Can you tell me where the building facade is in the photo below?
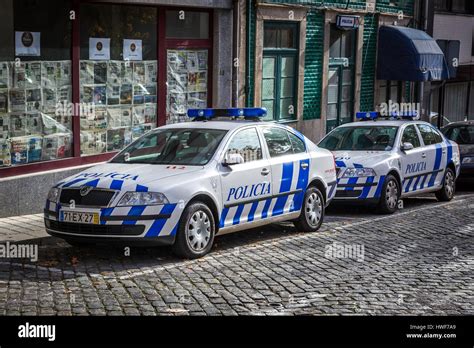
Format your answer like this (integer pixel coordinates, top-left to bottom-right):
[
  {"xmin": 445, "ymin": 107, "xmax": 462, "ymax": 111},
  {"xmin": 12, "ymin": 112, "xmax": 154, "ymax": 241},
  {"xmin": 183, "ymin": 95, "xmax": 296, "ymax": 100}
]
[
  {"xmin": 430, "ymin": 0, "xmax": 474, "ymax": 123},
  {"xmin": 0, "ymin": 0, "xmax": 234, "ymax": 217},
  {"xmin": 240, "ymin": 0, "xmax": 416, "ymax": 140}
]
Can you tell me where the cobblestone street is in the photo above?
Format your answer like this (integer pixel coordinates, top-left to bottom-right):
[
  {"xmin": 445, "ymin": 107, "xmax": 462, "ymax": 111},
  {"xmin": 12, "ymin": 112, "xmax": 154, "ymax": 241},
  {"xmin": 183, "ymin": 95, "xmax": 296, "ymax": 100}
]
[{"xmin": 0, "ymin": 191, "xmax": 473, "ymax": 316}]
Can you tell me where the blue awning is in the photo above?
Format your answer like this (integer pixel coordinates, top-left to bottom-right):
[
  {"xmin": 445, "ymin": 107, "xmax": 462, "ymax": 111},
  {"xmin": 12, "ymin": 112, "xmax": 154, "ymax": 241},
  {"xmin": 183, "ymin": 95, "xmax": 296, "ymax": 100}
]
[{"xmin": 377, "ymin": 25, "xmax": 449, "ymax": 81}]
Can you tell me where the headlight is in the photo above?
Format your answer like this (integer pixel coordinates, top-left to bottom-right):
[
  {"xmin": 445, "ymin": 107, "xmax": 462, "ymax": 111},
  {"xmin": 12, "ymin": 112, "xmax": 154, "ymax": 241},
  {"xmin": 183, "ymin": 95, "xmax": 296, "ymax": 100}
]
[
  {"xmin": 47, "ymin": 188, "xmax": 60, "ymax": 203},
  {"xmin": 117, "ymin": 192, "xmax": 169, "ymax": 206},
  {"xmin": 342, "ymin": 167, "xmax": 376, "ymax": 178}
]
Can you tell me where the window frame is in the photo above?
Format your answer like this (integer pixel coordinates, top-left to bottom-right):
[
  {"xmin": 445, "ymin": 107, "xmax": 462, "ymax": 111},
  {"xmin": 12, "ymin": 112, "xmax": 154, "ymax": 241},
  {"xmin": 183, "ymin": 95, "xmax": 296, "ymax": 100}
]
[
  {"xmin": 261, "ymin": 21, "xmax": 299, "ymax": 122},
  {"xmin": 223, "ymin": 127, "xmax": 264, "ymax": 165},
  {"xmin": 416, "ymin": 123, "xmax": 444, "ymax": 146},
  {"xmin": 400, "ymin": 124, "xmax": 422, "ymax": 149}
]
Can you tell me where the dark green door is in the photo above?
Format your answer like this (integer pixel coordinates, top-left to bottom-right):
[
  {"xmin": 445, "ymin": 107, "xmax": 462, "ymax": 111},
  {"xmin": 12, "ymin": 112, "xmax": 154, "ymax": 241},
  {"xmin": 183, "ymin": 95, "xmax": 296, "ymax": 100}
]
[{"xmin": 327, "ymin": 62, "xmax": 354, "ymax": 132}]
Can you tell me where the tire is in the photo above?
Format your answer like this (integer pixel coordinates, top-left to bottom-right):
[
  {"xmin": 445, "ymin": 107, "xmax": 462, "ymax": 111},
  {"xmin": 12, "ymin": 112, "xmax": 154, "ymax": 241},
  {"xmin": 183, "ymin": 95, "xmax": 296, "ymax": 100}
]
[
  {"xmin": 377, "ymin": 174, "xmax": 400, "ymax": 214},
  {"xmin": 293, "ymin": 186, "xmax": 325, "ymax": 232},
  {"xmin": 172, "ymin": 202, "xmax": 215, "ymax": 259},
  {"xmin": 435, "ymin": 167, "xmax": 456, "ymax": 202}
]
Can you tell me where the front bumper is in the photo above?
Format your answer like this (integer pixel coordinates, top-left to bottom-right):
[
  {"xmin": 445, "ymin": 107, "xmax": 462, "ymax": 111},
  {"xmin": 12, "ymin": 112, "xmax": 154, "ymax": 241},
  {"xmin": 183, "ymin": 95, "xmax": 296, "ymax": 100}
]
[
  {"xmin": 44, "ymin": 201, "xmax": 183, "ymax": 240},
  {"xmin": 333, "ymin": 176, "xmax": 383, "ymax": 201}
]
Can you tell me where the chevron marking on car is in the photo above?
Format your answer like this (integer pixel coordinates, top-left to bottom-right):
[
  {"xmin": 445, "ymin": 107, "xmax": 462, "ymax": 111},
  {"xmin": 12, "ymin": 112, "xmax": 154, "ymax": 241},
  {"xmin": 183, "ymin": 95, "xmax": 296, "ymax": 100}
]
[
  {"xmin": 428, "ymin": 144, "xmax": 443, "ymax": 188},
  {"xmin": 272, "ymin": 162, "xmax": 294, "ymax": 217},
  {"xmin": 291, "ymin": 158, "xmax": 311, "ymax": 212}
]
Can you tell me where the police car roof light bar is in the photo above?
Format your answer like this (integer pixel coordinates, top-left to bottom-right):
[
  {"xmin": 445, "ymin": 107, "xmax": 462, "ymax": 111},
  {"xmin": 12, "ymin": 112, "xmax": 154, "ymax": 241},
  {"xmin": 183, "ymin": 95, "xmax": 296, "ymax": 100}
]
[
  {"xmin": 356, "ymin": 111, "xmax": 419, "ymax": 121},
  {"xmin": 187, "ymin": 108, "xmax": 267, "ymax": 120}
]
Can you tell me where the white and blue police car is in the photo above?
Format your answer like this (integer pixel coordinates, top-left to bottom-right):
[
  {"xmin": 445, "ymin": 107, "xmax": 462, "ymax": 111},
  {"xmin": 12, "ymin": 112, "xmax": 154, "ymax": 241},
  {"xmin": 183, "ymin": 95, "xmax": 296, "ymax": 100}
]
[
  {"xmin": 318, "ymin": 112, "xmax": 461, "ymax": 214},
  {"xmin": 44, "ymin": 108, "xmax": 337, "ymax": 258}
]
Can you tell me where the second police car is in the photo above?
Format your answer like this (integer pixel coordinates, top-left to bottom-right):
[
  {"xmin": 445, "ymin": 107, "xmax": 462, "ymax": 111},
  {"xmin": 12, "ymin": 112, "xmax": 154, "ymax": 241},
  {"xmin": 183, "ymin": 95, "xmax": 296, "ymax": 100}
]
[
  {"xmin": 44, "ymin": 108, "xmax": 337, "ymax": 258},
  {"xmin": 318, "ymin": 112, "xmax": 461, "ymax": 214}
]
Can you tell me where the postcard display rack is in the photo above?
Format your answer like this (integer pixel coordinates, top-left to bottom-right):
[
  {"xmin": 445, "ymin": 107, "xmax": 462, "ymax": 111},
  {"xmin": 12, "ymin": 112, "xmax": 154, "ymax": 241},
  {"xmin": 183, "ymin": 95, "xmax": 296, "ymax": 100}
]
[
  {"xmin": 80, "ymin": 60, "xmax": 158, "ymax": 155},
  {"xmin": 0, "ymin": 61, "xmax": 73, "ymax": 167},
  {"xmin": 167, "ymin": 50, "xmax": 208, "ymax": 124}
]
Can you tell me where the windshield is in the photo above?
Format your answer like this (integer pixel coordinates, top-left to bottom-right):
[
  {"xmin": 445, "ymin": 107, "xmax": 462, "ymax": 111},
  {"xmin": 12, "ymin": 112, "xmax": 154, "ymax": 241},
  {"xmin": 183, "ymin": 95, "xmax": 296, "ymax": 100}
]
[
  {"xmin": 443, "ymin": 125, "xmax": 474, "ymax": 145},
  {"xmin": 111, "ymin": 128, "xmax": 227, "ymax": 165},
  {"xmin": 319, "ymin": 126, "xmax": 399, "ymax": 151}
]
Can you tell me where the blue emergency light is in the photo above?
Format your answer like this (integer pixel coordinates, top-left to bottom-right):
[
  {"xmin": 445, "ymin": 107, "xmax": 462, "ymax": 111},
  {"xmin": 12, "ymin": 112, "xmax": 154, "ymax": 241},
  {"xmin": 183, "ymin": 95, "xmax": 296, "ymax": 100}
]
[
  {"xmin": 356, "ymin": 111, "xmax": 418, "ymax": 121},
  {"xmin": 187, "ymin": 107, "xmax": 267, "ymax": 119}
]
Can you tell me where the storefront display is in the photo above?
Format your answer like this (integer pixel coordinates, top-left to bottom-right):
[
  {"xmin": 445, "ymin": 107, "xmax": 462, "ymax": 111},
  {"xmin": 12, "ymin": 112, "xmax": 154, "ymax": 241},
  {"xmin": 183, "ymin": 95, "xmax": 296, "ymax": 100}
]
[{"xmin": 167, "ymin": 49, "xmax": 208, "ymax": 124}]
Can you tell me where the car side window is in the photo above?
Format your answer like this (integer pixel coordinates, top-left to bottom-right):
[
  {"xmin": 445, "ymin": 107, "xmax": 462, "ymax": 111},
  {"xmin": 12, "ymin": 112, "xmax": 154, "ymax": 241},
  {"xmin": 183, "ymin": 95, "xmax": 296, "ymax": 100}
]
[
  {"xmin": 287, "ymin": 131, "xmax": 306, "ymax": 154},
  {"xmin": 401, "ymin": 125, "xmax": 421, "ymax": 148},
  {"xmin": 226, "ymin": 128, "xmax": 262, "ymax": 163},
  {"xmin": 417, "ymin": 124, "xmax": 443, "ymax": 146},
  {"xmin": 262, "ymin": 127, "xmax": 293, "ymax": 158}
]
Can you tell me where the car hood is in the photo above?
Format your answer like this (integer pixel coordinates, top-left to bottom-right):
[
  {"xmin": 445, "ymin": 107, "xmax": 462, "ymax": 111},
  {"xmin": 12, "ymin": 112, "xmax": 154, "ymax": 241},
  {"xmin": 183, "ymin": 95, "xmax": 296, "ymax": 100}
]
[
  {"xmin": 58, "ymin": 162, "xmax": 205, "ymax": 191},
  {"xmin": 332, "ymin": 151, "xmax": 389, "ymax": 168}
]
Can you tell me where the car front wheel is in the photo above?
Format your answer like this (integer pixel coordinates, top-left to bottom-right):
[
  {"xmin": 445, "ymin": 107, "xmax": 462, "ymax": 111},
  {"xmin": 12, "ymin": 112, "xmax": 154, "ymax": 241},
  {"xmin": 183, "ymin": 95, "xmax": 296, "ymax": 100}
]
[
  {"xmin": 435, "ymin": 167, "xmax": 455, "ymax": 202},
  {"xmin": 293, "ymin": 186, "xmax": 325, "ymax": 232},
  {"xmin": 172, "ymin": 202, "xmax": 215, "ymax": 259},
  {"xmin": 378, "ymin": 174, "xmax": 400, "ymax": 214}
]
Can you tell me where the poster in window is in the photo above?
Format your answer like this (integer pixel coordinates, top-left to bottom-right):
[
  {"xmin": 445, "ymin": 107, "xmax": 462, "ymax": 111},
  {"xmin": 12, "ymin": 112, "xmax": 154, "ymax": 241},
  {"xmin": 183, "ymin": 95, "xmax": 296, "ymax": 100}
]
[
  {"xmin": 0, "ymin": 90, "xmax": 8, "ymax": 115},
  {"xmin": 197, "ymin": 51, "xmax": 208, "ymax": 70},
  {"xmin": 93, "ymin": 85, "xmax": 107, "ymax": 105},
  {"xmin": 12, "ymin": 64, "xmax": 26, "ymax": 89},
  {"xmin": 133, "ymin": 62, "xmax": 146, "ymax": 85},
  {"xmin": 0, "ymin": 63, "xmax": 9, "ymax": 89},
  {"xmin": 186, "ymin": 52, "xmax": 199, "ymax": 72},
  {"xmin": 25, "ymin": 62, "xmax": 42, "ymax": 88},
  {"xmin": 0, "ymin": 116, "xmax": 9, "ymax": 141},
  {"xmin": 123, "ymin": 39, "xmax": 143, "ymax": 61},
  {"xmin": 0, "ymin": 139, "xmax": 10, "ymax": 166},
  {"xmin": 93, "ymin": 62, "xmax": 107, "ymax": 84},
  {"xmin": 9, "ymin": 90, "xmax": 26, "ymax": 113},
  {"xmin": 80, "ymin": 61, "xmax": 95, "ymax": 85},
  {"xmin": 42, "ymin": 133, "xmax": 72, "ymax": 161},
  {"xmin": 107, "ymin": 127, "xmax": 131, "ymax": 152},
  {"xmin": 10, "ymin": 137, "xmax": 28, "ymax": 164},
  {"xmin": 15, "ymin": 31, "xmax": 41, "ymax": 57},
  {"xmin": 107, "ymin": 84, "xmax": 120, "ymax": 105},
  {"xmin": 42, "ymin": 88, "xmax": 56, "ymax": 112},
  {"xmin": 26, "ymin": 112, "xmax": 43, "ymax": 135},
  {"xmin": 26, "ymin": 89, "xmax": 42, "ymax": 112},
  {"xmin": 145, "ymin": 61, "xmax": 157, "ymax": 84},
  {"xmin": 120, "ymin": 84, "xmax": 132, "ymax": 104},
  {"xmin": 26, "ymin": 136, "xmax": 43, "ymax": 162},
  {"xmin": 89, "ymin": 38, "xmax": 111, "ymax": 60},
  {"xmin": 81, "ymin": 85, "xmax": 94, "ymax": 104}
]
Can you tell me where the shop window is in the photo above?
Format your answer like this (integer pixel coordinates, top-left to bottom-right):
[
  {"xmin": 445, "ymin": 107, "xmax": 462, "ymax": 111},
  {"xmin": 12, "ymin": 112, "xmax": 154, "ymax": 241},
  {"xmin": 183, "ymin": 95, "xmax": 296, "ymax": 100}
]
[
  {"xmin": 166, "ymin": 11, "xmax": 209, "ymax": 39},
  {"xmin": 327, "ymin": 24, "xmax": 355, "ymax": 131},
  {"xmin": 261, "ymin": 22, "xmax": 298, "ymax": 122},
  {"xmin": 165, "ymin": 10, "xmax": 211, "ymax": 125},
  {"xmin": 79, "ymin": 4, "xmax": 158, "ymax": 155},
  {"xmin": 0, "ymin": 0, "xmax": 73, "ymax": 167}
]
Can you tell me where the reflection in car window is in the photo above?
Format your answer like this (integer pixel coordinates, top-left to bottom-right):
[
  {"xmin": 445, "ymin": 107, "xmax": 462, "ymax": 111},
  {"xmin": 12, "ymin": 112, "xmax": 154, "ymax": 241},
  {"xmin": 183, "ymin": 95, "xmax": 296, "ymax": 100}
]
[
  {"xmin": 417, "ymin": 124, "xmax": 443, "ymax": 145},
  {"xmin": 262, "ymin": 127, "xmax": 293, "ymax": 157},
  {"xmin": 288, "ymin": 131, "xmax": 306, "ymax": 154},
  {"xmin": 226, "ymin": 128, "xmax": 262, "ymax": 163},
  {"xmin": 111, "ymin": 128, "xmax": 227, "ymax": 165},
  {"xmin": 444, "ymin": 125, "xmax": 474, "ymax": 145},
  {"xmin": 318, "ymin": 126, "xmax": 398, "ymax": 151},
  {"xmin": 401, "ymin": 125, "xmax": 421, "ymax": 148}
]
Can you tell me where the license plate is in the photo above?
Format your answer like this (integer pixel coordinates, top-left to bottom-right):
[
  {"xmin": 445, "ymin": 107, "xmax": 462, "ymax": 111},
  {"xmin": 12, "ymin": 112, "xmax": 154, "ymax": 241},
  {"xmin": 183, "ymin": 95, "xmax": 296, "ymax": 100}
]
[{"xmin": 60, "ymin": 211, "xmax": 99, "ymax": 224}]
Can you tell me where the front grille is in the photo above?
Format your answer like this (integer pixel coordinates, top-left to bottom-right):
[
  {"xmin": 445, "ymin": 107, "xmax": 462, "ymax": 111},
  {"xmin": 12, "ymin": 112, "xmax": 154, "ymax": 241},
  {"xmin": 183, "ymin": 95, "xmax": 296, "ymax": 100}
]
[
  {"xmin": 335, "ymin": 190, "xmax": 362, "ymax": 198},
  {"xmin": 59, "ymin": 188, "xmax": 115, "ymax": 207},
  {"xmin": 46, "ymin": 219, "xmax": 145, "ymax": 236}
]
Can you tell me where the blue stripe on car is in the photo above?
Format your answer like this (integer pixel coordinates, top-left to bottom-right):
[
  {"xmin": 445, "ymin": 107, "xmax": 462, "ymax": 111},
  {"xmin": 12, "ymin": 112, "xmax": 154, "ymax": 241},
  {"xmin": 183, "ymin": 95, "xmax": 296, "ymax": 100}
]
[
  {"xmin": 272, "ymin": 162, "xmax": 294, "ymax": 216},
  {"xmin": 345, "ymin": 177, "xmax": 358, "ymax": 191},
  {"xmin": 412, "ymin": 175, "xmax": 421, "ymax": 191},
  {"xmin": 291, "ymin": 159, "xmax": 310, "ymax": 212},
  {"xmin": 110, "ymin": 180, "xmax": 124, "ymax": 190},
  {"xmin": 84, "ymin": 179, "xmax": 100, "ymax": 187},
  {"xmin": 374, "ymin": 175, "xmax": 386, "ymax": 198},
  {"xmin": 359, "ymin": 176, "xmax": 374, "ymax": 199},
  {"xmin": 62, "ymin": 178, "xmax": 86, "ymax": 187},
  {"xmin": 428, "ymin": 144, "xmax": 443, "ymax": 187},
  {"xmin": 145, "ymin": 204, "xmax": 177, "ymax": 237},
  {"xmin": 136, "ymin": 184, "xmax": 148, "ymax": 192},
  {"xmin": 100, "ymin": 207, "xmax": 114, "ymax": 225},
  {"xmin": 233, "ymin": 204, "xmax": 245, "ymax": 225},
  {"xmin": 261, "ymin": 198, "xmax": 272, "ymax": 219},
  {"xmin": 247, "ymin": 201, "xmax": 259, "ymax": 223},
  {"xmin": 335, "ymin": 161, "xmax": 346, "ymax": 167},
  {"xmin": 122, "ymin": 205, "xmax": 147, "ymax": 226},
  {"xmin": 219, "ymin": 207, "xmax": 229, "ymax": 228}
]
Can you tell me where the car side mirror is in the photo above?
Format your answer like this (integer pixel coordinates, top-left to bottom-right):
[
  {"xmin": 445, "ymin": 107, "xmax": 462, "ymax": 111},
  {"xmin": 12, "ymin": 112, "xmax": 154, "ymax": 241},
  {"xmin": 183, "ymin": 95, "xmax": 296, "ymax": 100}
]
[
  {"xmin": 223, "ymin": 153, "xmax": 245, "ymax": 166},
  {"xmin": 401, "ymin": 142, "xmax": 414, "ymax": 151}
]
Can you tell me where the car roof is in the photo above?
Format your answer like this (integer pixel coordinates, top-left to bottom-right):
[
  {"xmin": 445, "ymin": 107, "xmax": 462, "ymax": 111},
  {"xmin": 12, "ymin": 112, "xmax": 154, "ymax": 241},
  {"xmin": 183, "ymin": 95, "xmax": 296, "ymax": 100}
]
[
  {"xmin": 158, "ymin": 120, "xmax": 282, "ymax": 131},
  {"xmin": 337, "ymin": 120, "xmax": 431, "ymax": 127},
  {"xmin": 443, "ymin": 120, "xmax": 474, "ymax": 127}
]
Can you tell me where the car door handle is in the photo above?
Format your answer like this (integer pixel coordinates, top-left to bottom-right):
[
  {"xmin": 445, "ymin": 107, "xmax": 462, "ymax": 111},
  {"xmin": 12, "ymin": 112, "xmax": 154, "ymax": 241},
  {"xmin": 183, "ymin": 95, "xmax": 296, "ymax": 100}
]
[
  {"xmin": 261, "ymin": 168, "xmax": 270, "ymax": 176},
  {"xmin": 421, "ymin": 153, "xmax": 427, "ymax": 158},
  {"xmin": 301, "ymin": 162, "xmax": 309, "ymax": 169}
]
